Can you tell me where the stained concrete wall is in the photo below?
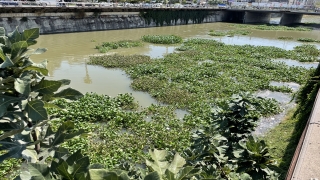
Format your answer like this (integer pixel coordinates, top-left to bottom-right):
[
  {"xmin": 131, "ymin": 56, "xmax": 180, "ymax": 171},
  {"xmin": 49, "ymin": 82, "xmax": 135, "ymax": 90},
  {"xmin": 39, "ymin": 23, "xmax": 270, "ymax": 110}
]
[
  {"xmin": 244, "ymin": 11, "xmax": 271, "ymax": 24},
  {"xmin": 280, "ymin": 13, "xmax": 303, "ymax": 25},
  {"xmin": 0, "ymin": 11, "xmax": 225, "ymax": 34}
]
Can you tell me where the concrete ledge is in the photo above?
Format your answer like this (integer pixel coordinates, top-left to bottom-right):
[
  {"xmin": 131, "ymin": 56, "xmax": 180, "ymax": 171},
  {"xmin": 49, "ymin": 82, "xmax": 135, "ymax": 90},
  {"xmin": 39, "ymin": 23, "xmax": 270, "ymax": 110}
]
[{"xmin": 290, "ymin": 89, "xmax": 320, "ymax": 179}]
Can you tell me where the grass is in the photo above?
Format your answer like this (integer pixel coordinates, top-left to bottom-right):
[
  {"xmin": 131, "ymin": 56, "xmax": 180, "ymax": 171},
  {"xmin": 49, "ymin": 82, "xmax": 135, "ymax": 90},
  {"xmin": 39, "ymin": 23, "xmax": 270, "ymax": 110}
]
[{"xmin": 262, "ymin": 108, "xmax": 298, "ymax": 179}]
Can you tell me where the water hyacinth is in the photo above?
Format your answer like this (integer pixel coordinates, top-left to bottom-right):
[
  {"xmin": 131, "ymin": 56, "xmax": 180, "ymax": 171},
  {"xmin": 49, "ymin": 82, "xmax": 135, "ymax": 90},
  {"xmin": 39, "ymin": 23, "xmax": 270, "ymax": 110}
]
[
  {"xmin": 297, "ymin": 37, "xmax": 320, "ymax": 43},
  {"xmin": 141, "ymin": 34, "xmax": 183, "ymax": 44},
  {"xmin": 89, "ymin": 54, "xmax": 151, "ymax": 68},
  {"xmin": 209, "ymin": 29, "xmax": 251, "ymax": 37},
  {"xmin": 231, "ymin": 24, "xmax": 313, "ymax": 31},
  {"xmin": 95, "ymin": 40, "xmax": 143, "ymax": 53},
  {"xmin": 90, "ymin": 38, "xmax": 314, "ymax": 111},
  {"xmin": 278, "ymin": 36, "xmax": 294, "ymax": 40}
]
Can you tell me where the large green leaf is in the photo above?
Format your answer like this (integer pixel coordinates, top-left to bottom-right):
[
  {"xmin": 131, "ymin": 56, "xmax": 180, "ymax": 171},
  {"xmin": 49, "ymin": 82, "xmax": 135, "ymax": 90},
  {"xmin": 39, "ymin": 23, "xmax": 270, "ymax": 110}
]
[
  {"xmin": 144, "ymin": 172, "xmax": 161, "ymax": 180},
  {"xmin": 168, "ymin": 153, "xmax": 186, "ymax": 174},
  {"xmin": 0, "ymin": 49, "xmax": 6, "ymax": 61},
  {"xmin": 23, "ymin": 66, "xmax": 49, "ymax": 76},
  {"xmin": 0, "ymin": 27, "xmax": 5, "ymax": 36},
  {"xmin": 25, "ymin": 100, "xmax": 48, "ymax": 123},
  {"xmin": 8, "ymin": 27, "xmax": 22, "ymax": 44},
  {"xmin": 53, "ymin": 147, "xmax": 70, "ymax": 160},
  {"xmin": 165, "ymin": 170, "xmax": 175, "ymax": 180},
  {"xmin": 32, "ymin": 79, "xmax": 62, "ymax": 94},
  {"xmin": 71, "ymin": 156, "xmax": 90, "ymax": 177},
  {"xmin": 146, "ymin": 149, "xmax": 169, "ymax": 176},
  {"xmin": 19, "ymin": 163, "xmax": 52, "ymax": 180},
  {"xmin": 0, "ymin": 56, "xmax": 14, "ymax": 68},
  {"xmin": 176, "ymin": 166, "xmax": 200, "ymax": 180},
  {"xmin": 58, "ymin": 79, "xmax": 71, "ymax": 86},
  {"xmin": 53, "ymin": 87, "xmax": 83, "ymax": 100},
  {"xmin": 0, "ymin": 141, "xmax": 27, "ymax": 163},
  {"xmin": 21, "ymin": 149, "xmax": 38, "ymax": 163},
  {"xmin": 11, "ymin": 41, "xmax": 28, "ymax": 61},
  {"xmin": 32, "ymin": 59, "xmax": 48, "ymax": 69},
  {"xmin": 14, "ymin": 76, "xmax": 31, "ymax": 96},
  {"xmin": 0, "ymin": 94, "xmax": 21, "ymax": 117},
  {"xmin": 22, "ymin": 28, "xmax": 39, "ymax": 46},
  {"xmin": 66, "ymin": 150, "xmax": 83, "ymax": 166},
  {"xmin": 0, "ymin": 128, "xmax": 25, "ymax": 141},
  {"xmin": 56, "ymin": 161, "xmax": 73, "ymax": 180},
  {"xmin": 88, "ymin": 170, "xmax": 130, "ymax": 180},
  {"xmin": 41, "ymin": 121, "xmax": 85, "ymax": 148}
]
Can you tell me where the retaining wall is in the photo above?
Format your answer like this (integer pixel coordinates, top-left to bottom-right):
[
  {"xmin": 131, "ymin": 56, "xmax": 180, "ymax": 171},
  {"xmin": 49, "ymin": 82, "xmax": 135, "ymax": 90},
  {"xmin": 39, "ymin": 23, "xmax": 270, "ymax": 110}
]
[{"xmin": 0, "ymin": 11, "xmax": 226, "ymax": 34}]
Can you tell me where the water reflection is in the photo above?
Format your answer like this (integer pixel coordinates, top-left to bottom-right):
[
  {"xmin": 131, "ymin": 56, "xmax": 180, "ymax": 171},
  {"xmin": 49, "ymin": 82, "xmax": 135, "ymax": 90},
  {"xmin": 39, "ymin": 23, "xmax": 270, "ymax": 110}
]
[
  {"xmin": 83, "ymin": 63, "xmax": 92, "ymax": 84},
  {"xmin": 144, "ymin": 45, "xmax": 176, "ymax": 58},
  {"xmin": 47, "ymin": 61, "xmax": 158, "ymax": 108}
]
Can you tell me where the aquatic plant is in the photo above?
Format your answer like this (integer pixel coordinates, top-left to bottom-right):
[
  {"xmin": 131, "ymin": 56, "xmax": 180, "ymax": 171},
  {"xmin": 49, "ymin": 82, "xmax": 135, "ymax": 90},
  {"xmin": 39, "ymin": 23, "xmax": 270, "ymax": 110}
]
[
  {"xmin": 141, "ymin": 34, "xmax": 183, "ymax": 44},
  {"xmin": 89, "ymin": 54, "xmax": 151, "ymax": 68},
  {"xmin": 231, "ymin": 24, "xmax": 312, "ymax": 31},
  {"xmin": 291, "ymin": 44, "xmax": 320, "ymax": 62},
  {"xmin": 297, "ymin": 37, "xmax": 320, "ymax": 43},
  {"xmin": 90, "ymin": 39, "xmax": 313, "ymax": 112},
  {"xmin": 95, "ymin": 40, "xmax": 143, "ymax": 53},
  {"xmin": 278, "ymin": 36, "xmax": 293, "ymax": 40},
  {"xmin": 209, "ymin": 29, "xmax": 251, "ymax": 36}
]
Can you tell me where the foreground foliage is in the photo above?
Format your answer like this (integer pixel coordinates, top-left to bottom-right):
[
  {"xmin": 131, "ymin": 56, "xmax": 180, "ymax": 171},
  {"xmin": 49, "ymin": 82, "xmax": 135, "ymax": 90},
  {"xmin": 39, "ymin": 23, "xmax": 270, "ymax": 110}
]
[{"xmin": 0, "ymin": 27, "xmax": 83, "ymax": 178}]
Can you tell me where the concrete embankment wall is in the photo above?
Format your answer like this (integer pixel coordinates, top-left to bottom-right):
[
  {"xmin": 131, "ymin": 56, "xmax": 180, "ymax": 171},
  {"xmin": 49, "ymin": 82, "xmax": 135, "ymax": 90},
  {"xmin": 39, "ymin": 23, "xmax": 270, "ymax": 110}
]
[{"xmin": 0, "ymin": 11, "xmax": 226, "ymax": 34}]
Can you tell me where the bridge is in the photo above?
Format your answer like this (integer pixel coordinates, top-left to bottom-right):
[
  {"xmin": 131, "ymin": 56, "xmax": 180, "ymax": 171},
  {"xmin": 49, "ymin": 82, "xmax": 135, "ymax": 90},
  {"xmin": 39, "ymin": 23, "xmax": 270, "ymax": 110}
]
[
  {"xmin": 0, "ymin": 6, "xmax": 320, "ymax": 25},
  {"xmin": 225, "ymin": 9, "xmax": 320, "ymax": 25}
]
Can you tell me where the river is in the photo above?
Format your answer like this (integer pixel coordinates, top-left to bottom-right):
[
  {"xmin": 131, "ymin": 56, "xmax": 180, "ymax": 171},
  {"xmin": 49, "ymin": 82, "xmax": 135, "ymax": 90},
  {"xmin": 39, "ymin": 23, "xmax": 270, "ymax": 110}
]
[{"xmin": 30, "ymin": 16, "xmax": 320, "ymax": 123}]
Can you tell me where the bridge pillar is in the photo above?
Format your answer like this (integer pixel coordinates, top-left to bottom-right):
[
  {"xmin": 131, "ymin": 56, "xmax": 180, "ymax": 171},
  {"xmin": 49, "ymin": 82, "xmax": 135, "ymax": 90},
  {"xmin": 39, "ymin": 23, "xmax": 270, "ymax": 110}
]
[
  {"xmin": 243, "ymin": 11, "xmax": 271, "ymax": 24},
  {"xmin": 280, "ymin": 13, "xmax": 303, "ymax": 25}
]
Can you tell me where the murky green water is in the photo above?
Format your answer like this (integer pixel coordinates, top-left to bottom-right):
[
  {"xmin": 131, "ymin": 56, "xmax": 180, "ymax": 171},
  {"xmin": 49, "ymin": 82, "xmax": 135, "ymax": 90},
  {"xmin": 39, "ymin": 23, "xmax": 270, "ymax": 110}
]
[{"xmin": 31, "ymin": 16, "xmax": 320, "ymax": 110}]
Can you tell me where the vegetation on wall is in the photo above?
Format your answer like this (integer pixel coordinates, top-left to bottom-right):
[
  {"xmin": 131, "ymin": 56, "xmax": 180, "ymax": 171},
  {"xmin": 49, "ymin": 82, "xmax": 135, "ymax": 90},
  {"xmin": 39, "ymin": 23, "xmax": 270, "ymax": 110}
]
[{"xmin": 140, "ymin": 10, "xmax": 210, "ymax": 26}]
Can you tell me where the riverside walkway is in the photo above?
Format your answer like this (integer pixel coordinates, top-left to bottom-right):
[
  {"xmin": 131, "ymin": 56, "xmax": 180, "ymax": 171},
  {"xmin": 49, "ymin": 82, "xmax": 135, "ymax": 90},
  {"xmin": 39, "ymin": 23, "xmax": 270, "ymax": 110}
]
[{"xmin": 287, "ymin": 89, "xmax": 320, "ymax": 179}]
